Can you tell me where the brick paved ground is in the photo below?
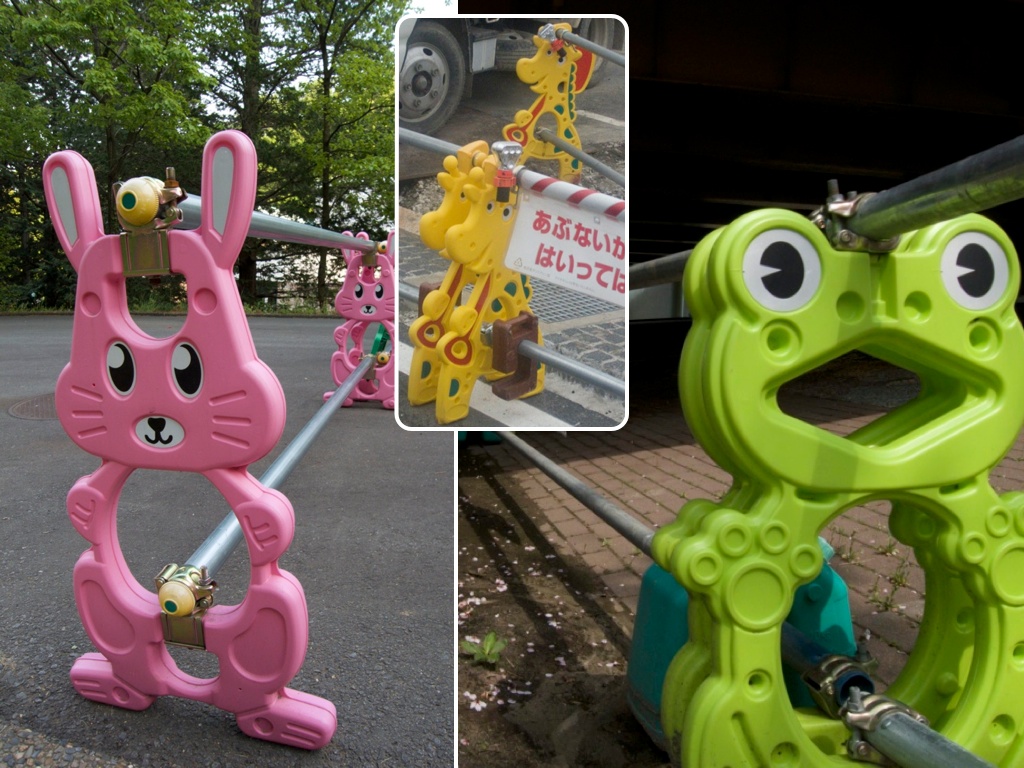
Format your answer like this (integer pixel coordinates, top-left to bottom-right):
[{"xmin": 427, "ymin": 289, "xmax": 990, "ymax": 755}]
[{"xmin": 460, "ymin": 355, "xmax": 1024, "ymax": 689}]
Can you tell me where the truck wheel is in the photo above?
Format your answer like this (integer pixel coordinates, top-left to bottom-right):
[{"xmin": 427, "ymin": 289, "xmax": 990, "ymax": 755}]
[
  {"xmin": 399, "ymin": 21, "xmax": 466, "ymax": 135},
  {"xmin": 576, "ymin": 18, "xmax": 621, "ymax": 80}
]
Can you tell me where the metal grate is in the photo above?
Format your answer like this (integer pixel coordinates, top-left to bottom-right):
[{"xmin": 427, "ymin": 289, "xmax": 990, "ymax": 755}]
[
  {"xmin": 456, "ymin": 279, "xmax": 619, "ymax": 325},
  {"xmin": 528, "ymin": 281, "xmax": 621, "ymax": 324}
]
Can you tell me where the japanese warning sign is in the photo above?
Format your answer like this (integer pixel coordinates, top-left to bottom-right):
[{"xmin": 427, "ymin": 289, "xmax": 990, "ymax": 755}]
[{"xmin": 508, "ymin": 186, "xmax": 626, "ymax": 307}]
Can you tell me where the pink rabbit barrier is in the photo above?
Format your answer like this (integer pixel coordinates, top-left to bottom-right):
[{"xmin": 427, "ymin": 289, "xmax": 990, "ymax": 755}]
[
  {"xmin": 43, "ymin": 130, "xmax": 341, "ymax": 749},
  {"xmin": 324, "ymin": 231, "xmax": 396, "ymax": 409}
]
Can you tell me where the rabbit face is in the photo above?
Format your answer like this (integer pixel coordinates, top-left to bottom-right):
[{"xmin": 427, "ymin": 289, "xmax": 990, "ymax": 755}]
[
  {"xmin": 334, "ymin": 231, "xmax": 395, "ymax": 323},
  {"xmin": 45, "ymin": 131, "xmax": 286, "ymax": 472}
]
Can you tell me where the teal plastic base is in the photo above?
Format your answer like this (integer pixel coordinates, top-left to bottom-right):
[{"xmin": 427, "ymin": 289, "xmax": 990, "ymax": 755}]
[{"xmin": 627, "ymin": 540, "xmax": 856, "ymax": 751}]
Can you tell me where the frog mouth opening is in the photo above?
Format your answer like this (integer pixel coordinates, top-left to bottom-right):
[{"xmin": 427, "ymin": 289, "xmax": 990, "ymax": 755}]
[
  {"xmin": 775, "ymin": 346, "xmax": 987, "ymax": 453},
  {"xmin": 778, "ymin": 352, "xmax": 921, "ymax": 434}
]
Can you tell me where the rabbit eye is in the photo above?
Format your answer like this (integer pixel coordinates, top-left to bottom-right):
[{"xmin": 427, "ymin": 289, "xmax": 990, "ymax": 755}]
[
  {"xmin": 941, "ymin": 232, "xmax": 1010, "ymax": 310},
  {"xmin": 354, "ymin": 284, "xmax": 364, "ymax": 299},
  {"xmin": 172, "ymin": 343, "xmax": 202, "ymax": 398},
  {"xmin": 742, "ymin": 229, "xmax": 822, "ymax": 312},
  {"xmin": 375, "ymin": 283, "xmax": 384, "ymax": 299},
  {"xmin": 107, "ymin": 342, "xmax": 135, "ymax": 394}
]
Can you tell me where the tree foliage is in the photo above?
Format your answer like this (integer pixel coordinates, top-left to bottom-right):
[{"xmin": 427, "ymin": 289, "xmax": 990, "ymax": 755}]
[{"xmin": 0, "ymin": 0, "xmax": 407, "ymax": 309}]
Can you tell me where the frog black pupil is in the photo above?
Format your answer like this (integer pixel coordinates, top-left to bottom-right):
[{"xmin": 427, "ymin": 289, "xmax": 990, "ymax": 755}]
[
  {"xmin": 761, "ymin": 241, "xmax": 804, "ymax": 300},
  {"xmin": 956, "ymin": 243, "xmax": 995, "ymax": 298}
]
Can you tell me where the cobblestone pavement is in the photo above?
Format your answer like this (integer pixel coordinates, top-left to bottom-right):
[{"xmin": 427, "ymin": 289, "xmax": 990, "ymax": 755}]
[{"xmin": 458, "ymin": 353, "xmax": 1024, "ymax": 691}]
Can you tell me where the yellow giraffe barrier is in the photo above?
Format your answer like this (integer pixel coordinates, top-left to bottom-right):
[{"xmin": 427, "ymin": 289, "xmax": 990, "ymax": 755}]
[
  {"xmin": 501, "ymin": 22, "xmax": 595, "ymax": 182},
  {"xmin": 408, "ymin": 140, "xmax": 545, "ymax": 425}
]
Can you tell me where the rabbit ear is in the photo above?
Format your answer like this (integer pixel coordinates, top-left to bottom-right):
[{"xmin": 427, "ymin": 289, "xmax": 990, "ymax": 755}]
[
  {"xmin": 43, "ymin": 151, "xmax": 105, "ymax": 273},
  {"xmin": 199, "ymin": 130, "xmax": 257, "ymax": 264}
]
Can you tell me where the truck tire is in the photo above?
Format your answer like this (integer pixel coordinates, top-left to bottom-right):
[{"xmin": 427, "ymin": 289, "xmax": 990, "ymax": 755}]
[{"xmin": 398, "ymin": 21, "xmax": 466, "ymax": 136}]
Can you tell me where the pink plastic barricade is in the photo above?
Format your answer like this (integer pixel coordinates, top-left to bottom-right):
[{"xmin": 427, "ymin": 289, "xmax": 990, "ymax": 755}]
[{"xmin": 43, "ymin": 130, "xmax": 337, "ymax": 749}]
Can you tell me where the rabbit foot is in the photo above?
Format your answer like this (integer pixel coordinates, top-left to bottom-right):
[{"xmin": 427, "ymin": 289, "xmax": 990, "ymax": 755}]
[
  {"xmin": 236, "ymin": 688, "xmax": 337, "ymax": 749},
  {"xmin": 70, "ymin": 653, "xmax": 155, "ymax": 711}
]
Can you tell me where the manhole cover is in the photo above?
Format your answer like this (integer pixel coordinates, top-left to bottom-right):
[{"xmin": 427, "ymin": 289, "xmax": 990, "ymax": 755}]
[{"xmin": 9, "ymin": 393, "xmax": 58, "ymax": 420}]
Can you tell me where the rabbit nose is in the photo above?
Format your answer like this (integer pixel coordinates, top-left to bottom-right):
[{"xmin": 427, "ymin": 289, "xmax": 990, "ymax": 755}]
[{"xmin": 149, "ymin": 417, "xmax": 166, "ymax": 432}]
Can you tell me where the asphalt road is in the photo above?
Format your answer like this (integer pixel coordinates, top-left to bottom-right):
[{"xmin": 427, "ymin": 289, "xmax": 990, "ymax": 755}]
[{"xmin": 0, "ymin": 315, "xmax": 453, "ymax": 767}]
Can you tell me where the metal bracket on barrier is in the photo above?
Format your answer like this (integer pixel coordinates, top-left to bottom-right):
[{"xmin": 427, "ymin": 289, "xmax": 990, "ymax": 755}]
[
  {"xmin": 538, "ymin": 23, "xmax": 567, "ymax": 59},
  {"xmin": 801, "ymin": 653, "xmax": 877, "ymax": 720},
  {"xmin": 113, "ymin": 168, "xmax": 187, "ymax": 276},
  {"xmin": 491, "ymin": 312, "xmax": 540, "ymax": 400},
  {"xmin": 841, "ymin": 688, "xmax": 928, "ymax": 765},
  {"xmin": 154, "ymin": 562, "xmax": 217, "ymax": 649},
  {"xmin": 810, "ymin": 182, "xmax": 901, "ymax": 254}
]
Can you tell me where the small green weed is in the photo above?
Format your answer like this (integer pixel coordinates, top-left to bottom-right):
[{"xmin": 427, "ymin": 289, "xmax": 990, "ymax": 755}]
[{"xmin": 460, "ymin": 631, "xmax": 508, "ymax": 665}]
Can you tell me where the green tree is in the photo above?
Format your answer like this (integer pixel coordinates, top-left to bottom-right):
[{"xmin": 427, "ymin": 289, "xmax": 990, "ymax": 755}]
[
  {"xmin": 0, "ymin": 3, "xmax": 54, "ymax": 306},
  {"xmin": 279, "ymin": 0, "xmax": 406, "ymax": 307},
  {"xmin": 196, "ymin": 0, "xmax": 311, "ymax": 302},
  {"xmin": 4, "ymin": 0, "xmax": 211, "ymax": 307}
]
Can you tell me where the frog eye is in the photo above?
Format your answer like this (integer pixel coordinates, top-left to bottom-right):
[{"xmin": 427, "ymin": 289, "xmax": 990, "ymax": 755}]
[
  {"xmin": 742, "ymin": 229, "xmax": 822, "ymax": 312},
  {"xmin": 107, "ymin": 342, "xmax": 135, "ymax": 394},
  {"xmin": 940, "ymin": 231, "xmax": 1010, "ymax": 310},
  {"xmin": 172, "ymin": 343, "xmax": 203, "ymax": 398}
]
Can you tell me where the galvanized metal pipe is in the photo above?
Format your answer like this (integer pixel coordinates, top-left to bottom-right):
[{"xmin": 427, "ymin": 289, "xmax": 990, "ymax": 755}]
[
  {"xmin": 847, "ymin": 133, "xmax": 1024, "ymax": 241},
  {"xmin": 517, "ymin": 340, "xmax": 624, "ymax": 398},
  {"xmin": 187, "ymin": 351, "xmax": 379, "ymax": 575},
  {"xmin": 866, "ymin": 711, "xmax": 995, "ymax": 768},
  {"xmin": 497, "ymin": 431, "xmax": 654, "ymax": 554},
  {"xmin": 534, "ymin": 127, "xmax": 625, "ymax": 187},
  {"xmin": 555, "ymin": 28, "xmax": 626, "ymax": 68},
  {"xmin": 177, "ymin": 196, "xmax": 377, "ymax": 253},
  {"xmin": 629, "ymin": 250, "xmax": 692, "ymax": 289},
  {"xmin": 398, "ymin": 127, "xmax": 459, "ymax": 156},
  {"xmin": 398, "ymin": 282, "xmax": 624, "ymax": 398},
  {"xmin": 398, "ymin": 280, "xmax": 419, "ymax": 305}
]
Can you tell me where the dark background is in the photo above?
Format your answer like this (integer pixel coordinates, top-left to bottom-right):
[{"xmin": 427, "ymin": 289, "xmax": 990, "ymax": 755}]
[{"xmin": 459, "ymin": 0, "xmax": 1024, "ymax": 390}]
